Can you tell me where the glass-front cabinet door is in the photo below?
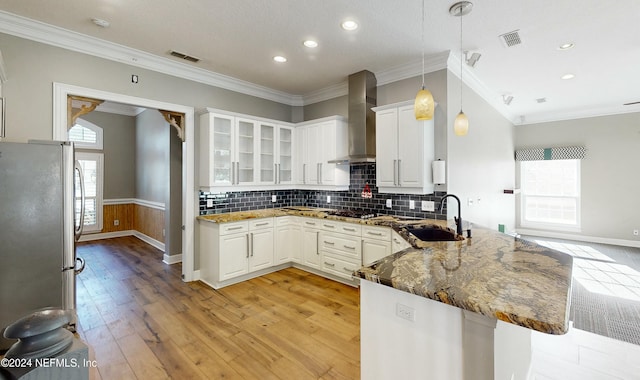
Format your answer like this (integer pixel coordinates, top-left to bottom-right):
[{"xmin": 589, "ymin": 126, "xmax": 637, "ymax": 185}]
[
  {"xmin": 212, "ymin": 114, "xmax": 233, "ymax": 185},
  {"xmin": 278, "ymin": 126, "xmax": 293, "ymax": 184},
  {"xmin": 260, "ymin": 123, "xmax": 275, "ymax": 183},
  {"xmin": 236, "ymin": 118, "xmax": 257, "ymax": 185}
]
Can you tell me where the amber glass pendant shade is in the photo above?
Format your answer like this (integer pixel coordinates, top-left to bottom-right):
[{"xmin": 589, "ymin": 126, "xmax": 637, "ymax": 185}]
[
  {"xmin": 454, "ymin": 110, "xmax": 469, "ymax": 136},
  {"xmin": 414, "ymin": 88, "xmax": 434, "ymax": 120}
]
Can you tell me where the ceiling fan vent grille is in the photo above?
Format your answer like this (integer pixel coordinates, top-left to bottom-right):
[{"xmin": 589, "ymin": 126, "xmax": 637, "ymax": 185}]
[
  {"xmin": 169, "ymin": 50, "xmax": 200, "ymax": 63},
  {"xmin": 499, "ymin": 30, "xmax": 522, "ymax": 47}
]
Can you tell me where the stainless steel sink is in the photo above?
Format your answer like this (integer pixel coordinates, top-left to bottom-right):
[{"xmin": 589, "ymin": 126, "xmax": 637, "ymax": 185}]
[{"xmin": 406, "ymin": 226, "xmax": 460, "ymax": 241}]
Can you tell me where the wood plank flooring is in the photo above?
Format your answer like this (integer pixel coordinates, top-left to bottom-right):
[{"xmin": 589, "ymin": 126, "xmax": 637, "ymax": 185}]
[{"xmin": 75, "ymin": 236, "xmax": 360, "ymax": 380}]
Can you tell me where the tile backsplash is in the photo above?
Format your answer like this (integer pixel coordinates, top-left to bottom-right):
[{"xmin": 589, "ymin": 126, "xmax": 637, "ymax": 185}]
[{"xmin": 199, "ymin": 163, "xmax": 447, "ymax": 220}]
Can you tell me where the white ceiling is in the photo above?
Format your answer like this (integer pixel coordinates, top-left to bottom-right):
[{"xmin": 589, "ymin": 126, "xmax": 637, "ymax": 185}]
[{"xmin": 1, "ymin": 0, "xmax": 640, "ymax": 125}]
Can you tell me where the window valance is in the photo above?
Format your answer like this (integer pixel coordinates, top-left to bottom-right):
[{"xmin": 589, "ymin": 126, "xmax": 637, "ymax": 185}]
[{"xmin": 515, "ymin": 146, "xmax": 586, "ymax": 161}]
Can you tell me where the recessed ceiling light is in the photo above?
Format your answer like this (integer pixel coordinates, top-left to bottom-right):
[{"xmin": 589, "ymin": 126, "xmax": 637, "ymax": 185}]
[
  {"xmin": 561, "ymin": 73, "xmax": 575, "ymax": 80},
  {"xmin": 558, "ymin": 43, "xmax": 575, "ymax": 50},
  {"xmin": 273, "ymin": 56, "xmax": 287, "ymax": 63},
  {"xmin": 91, "ymin": 18, "xmax": 110, "ymax": 28},
  {"xmin": 303, "ymin": 40, "xmax": 318, "ymax": 48},
  {"xmin": 341, "ymin": 20, "xmax": 358, "ymax": 31}
]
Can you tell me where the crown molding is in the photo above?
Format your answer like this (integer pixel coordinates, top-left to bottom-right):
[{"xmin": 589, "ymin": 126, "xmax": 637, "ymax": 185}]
[
  {"xmin": 517, "ymin": 104, "xmax": 640, "ymax": 126},
  {"xmin": 0, "ymin": 11, "xmax": 301, "ymax": 106}
]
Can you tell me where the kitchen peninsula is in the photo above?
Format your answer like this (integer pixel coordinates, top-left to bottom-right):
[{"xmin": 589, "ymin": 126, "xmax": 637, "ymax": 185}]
[{"xmin": 197, "ymin": 207, "xmax": 573, "ymax": 379}]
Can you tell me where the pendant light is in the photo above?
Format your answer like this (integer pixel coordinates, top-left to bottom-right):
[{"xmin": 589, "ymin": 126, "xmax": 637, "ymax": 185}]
[
  {"xmin": 414, "ymin": 0, "xmax": 434, "ymax": 120},
  {"xmin": 450, "ymin": 1, "xmax": 473, "ymax": 136}
]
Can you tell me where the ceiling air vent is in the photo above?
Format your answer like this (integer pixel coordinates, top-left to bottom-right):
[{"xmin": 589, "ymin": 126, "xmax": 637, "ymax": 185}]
[
  {"xmin": 169, "ymin": 50, "xmax": 200, "ymax": 63},
  {"xmin": 499, "ymin": 30, "xmax": 522, "ymax": 47},
  {"xmin": 536, "ymin": 97, "xmax": 547, "ymax": 104}
]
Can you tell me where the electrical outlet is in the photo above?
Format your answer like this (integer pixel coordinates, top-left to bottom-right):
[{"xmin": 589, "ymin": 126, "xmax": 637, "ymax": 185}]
[
  {"xmin": 467, "ymin": 198, "xmax": 474, "ymax": 206},
  {"xmin": 272, "ymin": 194, "xmax": 277, "ymax": 203},
  {"xmin": 162, "ymin": 229, "xmax": 165, "ymax": 237},
  {"xmin": 396, "ymin": 303, "xmax": 415, "ymax": 322},
  {"xmin": 634, "ymin": 229, "xmax": 639, "ymax": 236},
  {"xmin": 206, "ymin": 199, "xmax": 213, "ymax": 207},
  {"xmin": 386, "ymin": 199, "xmax": 392, "ymax": 208},
  {"xmin": 113, "ymin": 219, "xmax": 119, "ymax": 226},
  {"xmin": 409, "ymin": 200, "xmax": 415, "ymax": 210},
  {"xmin": 327, "ymin": 195, "xmax": 331, "ymax": 203},
  {"xmin": 421, "ymin": 200, "xmax": 435, "ymax": 212}
]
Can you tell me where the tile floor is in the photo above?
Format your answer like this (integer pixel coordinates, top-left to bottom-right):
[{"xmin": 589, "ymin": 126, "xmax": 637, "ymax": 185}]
[{"xmin": 522, "ymin": 236, "xmax": 640, "ymax": 379}]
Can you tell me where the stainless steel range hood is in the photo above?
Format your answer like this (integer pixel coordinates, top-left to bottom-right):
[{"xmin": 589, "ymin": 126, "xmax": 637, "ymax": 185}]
[{"xmin": 329, "ymin": 70, "xmax": 377, "ymax": 164}]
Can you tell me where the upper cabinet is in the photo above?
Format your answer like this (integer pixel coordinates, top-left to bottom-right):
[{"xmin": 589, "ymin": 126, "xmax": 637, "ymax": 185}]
[
  {"xmin": 373, "ymin": 101, "xmax": 435, "ymax": 194},
  {"xmin": 257, "ymin": 121, "xmax": 294, "ymax": 186},
  {"xmin": 295, "ymin": 116, "xmax": 349, "ymax": 190},
  {"xmin": 200, "ymin": 109, "xmax": 295, "ymax": 190}
]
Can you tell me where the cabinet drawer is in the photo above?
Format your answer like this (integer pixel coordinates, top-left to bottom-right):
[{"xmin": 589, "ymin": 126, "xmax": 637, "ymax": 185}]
[
  {"xmin": 320, "ymin": 219, "xmax": 340, "ymax": 231},
  {"xmin": 276, "ymin": 216, "xmax": 292, "ymax": 226},
  {"xmin": 249, "ymin": 218, "xmax": 273, "ymax": 230},
  {"xmin": 301, "ymin": 218, "xmax": 321, "ymax": 229},
  {"xmin": 362, "ymin": 225, "xmax": 391, "ymax": 241},
  {"xmin": 219, "ymin": 221, "xmax": 249, "ymax": 235},
  {"xmin": 320, "ymin": 232, "xmax": 361, "ymax": 259},
  {"xmin": 322, "ymin": 255, "xmax": 360, "ymax": 280},
  {"xmin": 336, "ymin": 222, "xmax": 361, "ymax": 236}
]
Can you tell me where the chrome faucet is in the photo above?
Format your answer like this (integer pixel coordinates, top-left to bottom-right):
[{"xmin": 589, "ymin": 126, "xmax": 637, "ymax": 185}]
[{"xmin": 439, "ymin": 194, "xmax": 463, "ymax": 236}]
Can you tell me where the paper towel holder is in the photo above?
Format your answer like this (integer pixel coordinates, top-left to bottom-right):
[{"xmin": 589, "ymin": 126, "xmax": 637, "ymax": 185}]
[{"xmin": 432, "ymin": 159, "xmax": 446, "ymax": 185}]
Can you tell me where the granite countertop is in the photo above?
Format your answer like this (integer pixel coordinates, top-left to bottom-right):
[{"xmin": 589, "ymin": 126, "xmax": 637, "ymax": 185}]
[{"xmin": 197, "ymin": 207, "xmax": 573, "ymax": 334}]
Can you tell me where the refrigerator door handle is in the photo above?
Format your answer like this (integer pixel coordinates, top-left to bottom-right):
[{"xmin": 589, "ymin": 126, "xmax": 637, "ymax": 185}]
[
  {"xmin": 74, "ymin": 161, "xmax": 85, "ymax": 241},
  {"xmin": 74, "ymin": 257, "xmax": 85, "ymax": 275}
]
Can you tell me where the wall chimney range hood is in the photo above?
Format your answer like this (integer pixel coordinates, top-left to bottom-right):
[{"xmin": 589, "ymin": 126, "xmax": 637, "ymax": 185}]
[{"xmin": 329, "ymin": 70, "xmax": 377, "ymax": 164}]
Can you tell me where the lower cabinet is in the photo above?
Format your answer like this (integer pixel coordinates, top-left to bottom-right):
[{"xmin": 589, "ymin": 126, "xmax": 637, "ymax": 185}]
[
  {"xmin": 301, "ymin": 218, "xmax": 322, "ymax": 269},
  {"xmin": 199, "ymin": 218, "xmax": 274, "ymax": 288},
  {"xmin": 362, "ymin": 225, "xmax": 392, "ymax": 266},
  {"xmin": 200, "ymin": 214, "xmax": 409, "ymax": 289}
]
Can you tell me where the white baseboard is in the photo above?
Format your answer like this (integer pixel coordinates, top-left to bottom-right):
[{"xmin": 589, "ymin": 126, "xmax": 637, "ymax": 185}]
[
  {"xmin": 163, "ymin": 253, "xmax": 182, "ymax": 265},
  {"xmin": 132, "ymin": 231, "xmax": 165, "ymax": 252},
  {"xmin": 193, "ymin": 270, "xmax": 200, "ymax": 281},
  {"xmin": 79, "ymin": 230, "xmax": 166, "ymax": 252},
  {"xmin": 517, "ymin": 229, "xmax": 640, "ymax": 248},
  {"xmin": 79, "ymin": 230, "xmax": 136, "ymax": 242}
]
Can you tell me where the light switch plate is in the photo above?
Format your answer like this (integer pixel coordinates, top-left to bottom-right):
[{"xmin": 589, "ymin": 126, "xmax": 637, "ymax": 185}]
[
  {"xmin": 206, "ymin": 199, "xmax": 213, "ymax": 207},
  {"xmin": 421, "ymin": 201, "xmax": 435, "ymax": 212},
  {"xmin": 271, "ymin": 195, "xmax": 277, "ymax": 203},
  {"xmin": 386, "ymin": 199, "xmax": 392, "ymax": 208},
  {"xmin": 409, "ymin": 200, "xmax": 415, "ymax": 210},
  {"xmin": 327, "ymin": 195, "xmax": 331, "ymax": 203}
]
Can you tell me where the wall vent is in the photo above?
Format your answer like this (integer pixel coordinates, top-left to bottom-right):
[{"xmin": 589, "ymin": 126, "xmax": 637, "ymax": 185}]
[
  {"xmin": 536, "ymin": 97, "xmax": 547, "ymax": 104},
  {"xmin": 499, "ymin": 30, "xmax": 522, "ymax": 47},
  {"xmin": 169, "ymin": 50, "xmax": 200, "ymax": 63}
]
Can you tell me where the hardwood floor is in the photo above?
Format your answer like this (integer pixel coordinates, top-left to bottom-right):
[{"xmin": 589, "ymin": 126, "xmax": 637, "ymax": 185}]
[{"xmin": 75, "ymin": 236, "xmax": 361, "ymax": 379}]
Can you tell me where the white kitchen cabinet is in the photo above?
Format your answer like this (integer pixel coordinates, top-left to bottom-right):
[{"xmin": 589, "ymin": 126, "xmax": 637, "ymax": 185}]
[
  {"xmin": 248, "ymin": 219, "xmax": 275, "ymax": 272},
  {"xmin": 198, "ymin": 218, "xmax": 274, "ymax": 288},
  {"xmin": 200, "ymin": 109, "xmax": 295, "ymax": 190},
  {"xmin": 275, "ymin": 216, "xmax": 301, "ymax": 264},
  {"xmin": 373, "ymin": 101, "xmax": 435, "ymax": 194},
  {"xmin": 392, "ymin": 230, "xmax": 411, "ymax": 253},
  {"xmin": 362, "ymin": 225, "xmax": 392, "ymax": 266},
  {"xmin": 258, "ymin": 122, "xmax": 294, "ymax": 185},
  {"xmin": 301, "ymin": 218, "xmax": 322, "ymax": 269},
  {"xmin": 200, "ymin": 111, "xmax": 258, "ymax": 187},
  {"xmin": 296, "ymin": 116, "xmax": 349, "ymax": 189}
]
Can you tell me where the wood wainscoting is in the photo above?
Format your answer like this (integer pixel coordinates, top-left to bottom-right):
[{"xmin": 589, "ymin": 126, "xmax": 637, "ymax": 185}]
[{"xmin": 81, "ymin": 199, "xmax": 165, "ymax": 253}]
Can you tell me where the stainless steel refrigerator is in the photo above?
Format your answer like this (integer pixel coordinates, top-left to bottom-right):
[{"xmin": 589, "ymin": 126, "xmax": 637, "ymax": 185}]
[{"xmin": 0, "ymin": 140, "xmax": 85, "ymax": 351}]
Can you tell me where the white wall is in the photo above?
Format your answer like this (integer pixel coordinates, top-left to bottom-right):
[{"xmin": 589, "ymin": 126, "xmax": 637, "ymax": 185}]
[
  {"xmin": 515, "ymin": 112, "xmax": 640, "ymax": 243},
  {"xmin": 446, "ymin": 71, "xmax": 516, "ymax": 232}
]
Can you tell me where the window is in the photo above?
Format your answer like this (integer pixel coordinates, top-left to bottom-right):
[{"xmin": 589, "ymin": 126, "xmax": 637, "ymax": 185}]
[
  {"xmin": 520, "ymin": 159, "xmax": 580, "ymax": 230},
  {"xmin": 68, "ymin": 119, "xmax": 104, "ymax": 149},
  {"xmin": 69, "ymin": 118, "xmax": 104, "ymax": 232}
]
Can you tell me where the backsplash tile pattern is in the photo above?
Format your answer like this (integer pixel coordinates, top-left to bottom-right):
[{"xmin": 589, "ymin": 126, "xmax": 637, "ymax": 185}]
[{"xmin": 199, "ymin": 163, "xmax": 447, "ymax": 220}]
